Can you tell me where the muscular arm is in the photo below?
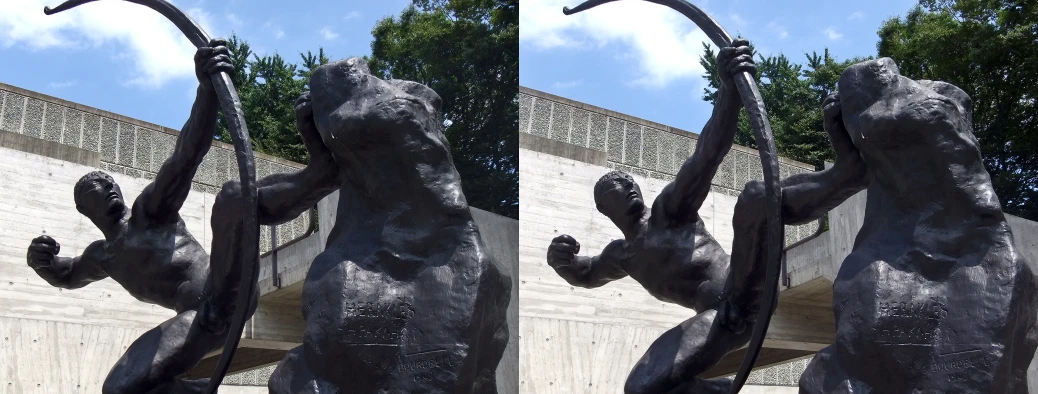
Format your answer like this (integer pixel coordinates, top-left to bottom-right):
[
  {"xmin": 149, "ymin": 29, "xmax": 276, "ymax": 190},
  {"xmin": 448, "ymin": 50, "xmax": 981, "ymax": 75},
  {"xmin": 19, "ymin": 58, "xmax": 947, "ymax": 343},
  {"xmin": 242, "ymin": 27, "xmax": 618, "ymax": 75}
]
[
  {"xmin": 662, "ymin": 42, "xmax": 751, "ymax": 222},
  {"xmin": 549, "ymin": 237, "xmax": 628, "ymax": 288},
  {"xmin": 780, "ymin": 158, "xmax": 869, "ymax": 225},
  {"xmin": 138, "ymin": 42, "xmax": 230, "ymax": 223},
  {"xmin": 29, "ymin": 239, "xmax": 108, "ymax": 290},
  {"xmin": 256, "ymin": 93, "xmax": 342, "ymax": 225},
  {"xmin": 781, "ymin": 93, "xmax": 870, "ymax": 225}
]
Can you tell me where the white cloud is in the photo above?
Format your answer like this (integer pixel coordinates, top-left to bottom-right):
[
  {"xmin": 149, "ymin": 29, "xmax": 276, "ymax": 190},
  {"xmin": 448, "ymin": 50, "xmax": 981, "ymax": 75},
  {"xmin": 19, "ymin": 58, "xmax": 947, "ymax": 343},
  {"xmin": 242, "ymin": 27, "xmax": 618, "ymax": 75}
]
[
  {"xmin": 551, "ymin": 80, "xmax": 583, "ymax": 89},
  {"xmin": 767, "ymin": 21, "xmax": 788, "ymax": 39},
  {"xmin": 320, "ymin": 27, "xmax": 338, "ymax": 41},
  {"xmin": 48, "ymin": 80, "xmax": 77, "ymax": 89},
  {"xmin": 0, "ymin": 0, "xmax": 219, "ymax": 89},
  {"xmin": 824, "ymin": 26, "xmax": 843, "ymax": 41},
  {"xmin": 264, "ymin": 21, "xmax": 285, "ymax": 39},
  {"xmin": 519, "ymin": 0, "xmax": 714, "ymax": 88},
  {"xmin": 344, "ymin": 11, "xmax": 361, "ymax": 20},
  {"xmin": 848, "ymin": 11, "xmax": 865, "ymax": 21}
]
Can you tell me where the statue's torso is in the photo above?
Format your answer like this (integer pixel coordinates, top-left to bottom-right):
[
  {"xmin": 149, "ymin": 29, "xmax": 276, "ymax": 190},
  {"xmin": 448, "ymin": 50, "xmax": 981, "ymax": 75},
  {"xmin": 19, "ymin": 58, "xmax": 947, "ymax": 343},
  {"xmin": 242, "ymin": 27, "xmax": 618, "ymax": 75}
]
[
  {"xmin": 102, "ymin": 217, "xmax": 208, "ymax": 313},
  {"xmin": 624, "ymin": 215, "xmax": 729, "ymax": 311},
  {"xmin": 300, "ymin": 225, "xmax": 508, "ymax": 393}
]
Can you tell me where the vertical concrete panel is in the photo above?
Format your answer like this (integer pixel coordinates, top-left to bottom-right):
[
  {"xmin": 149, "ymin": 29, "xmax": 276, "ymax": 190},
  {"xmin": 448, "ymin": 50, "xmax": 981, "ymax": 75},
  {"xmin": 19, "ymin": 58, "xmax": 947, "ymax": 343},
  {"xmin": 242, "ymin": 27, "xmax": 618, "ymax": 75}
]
[
  {"xmin": 62, "ymin": 108, "xmax": 83, "ymax": 148},
  {"xmin": 116, "ymin": 122, "xmax": 135, "ymax": 167},
  {"xmin": 81, "ymin": 113, "xmax": 101, "ymax": 152},
  {"xmin": 606, "ymin": 118, "xmax": 624, "ymax": 163},
  {"xmin": 549, "ymin": 103, "xmax": 572, "ymax": 143},
  {"xmin": 570, "ymin": 108, "xmax": 590, "ymax": 148},
  {"xmin": 518, "ymin": 93, "xmax": 533, "ymax": 134},
  {"xmin": 99, "ymin": 118, "xmax": 118, "ymax": 163},
  {"xmin": 42, "ymin": 103, "xmax": 63, "ymax": 143},
  {"xmin": 134, "ymin": 127, "xmax": 153, "ymax": 173},
  {"xmin": 22, "ymin": 98, "xmax": 44, "ymax": 139},
  {"xmin": 530, "ymin": 99, "xmax": 551, "ymax": 138},
  {"xmin": 1, "ymin": 93, "xmax": 25, "ymax": 134},
  {"xmin": 588, "ymin": 113, "xmax": 607, "ymax": 152},
  {"xmin": 622, "ymin": 123, "xmax": 642, "ymax": 167}
]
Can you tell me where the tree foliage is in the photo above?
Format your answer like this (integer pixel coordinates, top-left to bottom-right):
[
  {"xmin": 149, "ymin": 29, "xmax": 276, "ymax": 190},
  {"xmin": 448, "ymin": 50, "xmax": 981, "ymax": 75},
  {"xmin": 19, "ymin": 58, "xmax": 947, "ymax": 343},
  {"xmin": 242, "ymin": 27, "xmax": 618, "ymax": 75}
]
[
  {"xmin": 878, "ymin": 0, "xmax": 1038, "ymax": 220},
  {"xmin": 367, "ymin": 0, "xmax": 519, "ymax": 219},
  {"xmin": 215, "ymin": 36, "xmax": 329, "ymax": 164},
  {"xmin": 699, "ymin": 44, "xmax": 870, "ymax": 169}
]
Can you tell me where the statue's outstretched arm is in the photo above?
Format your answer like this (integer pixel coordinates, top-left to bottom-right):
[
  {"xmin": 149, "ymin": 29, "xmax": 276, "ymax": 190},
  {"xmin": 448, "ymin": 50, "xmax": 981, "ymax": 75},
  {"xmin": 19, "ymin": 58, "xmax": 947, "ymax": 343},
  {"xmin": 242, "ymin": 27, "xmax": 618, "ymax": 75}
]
[
  {"xmin": 252, "ymin": 92, "xmax": 342, "ymax": 226},
  {"xmin": 779, "ymin": 94, "xmax": 869, "ymax": 225},
  {"xmin": 27, "ymin": 237, "xmax": 108, "ymax": 289},
  {"xmin": 548, "ymin": 236, "xmax": 628, "ymax": 288}
]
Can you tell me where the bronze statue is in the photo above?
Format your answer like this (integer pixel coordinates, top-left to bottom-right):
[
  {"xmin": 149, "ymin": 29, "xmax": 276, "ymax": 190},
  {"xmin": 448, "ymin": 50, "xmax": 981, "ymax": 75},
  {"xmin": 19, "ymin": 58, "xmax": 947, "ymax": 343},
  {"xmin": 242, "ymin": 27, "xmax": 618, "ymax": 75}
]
[
  {"xmin": 547, "ymin": 42, "xmax": 869, "ymax": 393},
  {"xmin": 798, "ymin": 57, "xmax": 1038, "ymax": 394},
  {"xmin": 266, "ymin": 58, "xmax": 511, "ymax": 394}
]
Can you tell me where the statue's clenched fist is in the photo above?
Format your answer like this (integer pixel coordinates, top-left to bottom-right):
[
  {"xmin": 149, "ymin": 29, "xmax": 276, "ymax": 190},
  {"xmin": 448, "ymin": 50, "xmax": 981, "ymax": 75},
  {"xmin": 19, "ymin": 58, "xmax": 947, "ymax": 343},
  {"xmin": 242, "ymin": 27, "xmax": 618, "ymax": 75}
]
[
  {"xmin": 27, "ymin": 235, "xmax": 59, "ymax": 269},
  {"xmin": 547, "ymin": 234, "xmax": 580, "ymax": 268}
]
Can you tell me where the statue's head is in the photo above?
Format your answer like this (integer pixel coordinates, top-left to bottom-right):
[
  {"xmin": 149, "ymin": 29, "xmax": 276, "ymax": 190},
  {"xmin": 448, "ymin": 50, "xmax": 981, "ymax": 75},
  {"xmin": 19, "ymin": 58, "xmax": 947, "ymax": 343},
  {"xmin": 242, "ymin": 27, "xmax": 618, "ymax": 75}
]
[
  {"xmin": 838, "ymin": 57, "xmax": 975, "ymax": 149},
  {"xmin": 308, "ymin": 57, "xmax": 444, "ymax": 147},
  {"xmin": 74, "ymin": 171, "xmax": 125, "ymax": 229},
  {"xmin": 594, "ymin": 171, "xmax": 645, "ymax": 231},
  {"xmin": 306, "ymin": 57, "xmax": 462, "ymax": 207},
  {"xmin": 838, "ymin": 57, "xmax": 978, "ymax": 176}
]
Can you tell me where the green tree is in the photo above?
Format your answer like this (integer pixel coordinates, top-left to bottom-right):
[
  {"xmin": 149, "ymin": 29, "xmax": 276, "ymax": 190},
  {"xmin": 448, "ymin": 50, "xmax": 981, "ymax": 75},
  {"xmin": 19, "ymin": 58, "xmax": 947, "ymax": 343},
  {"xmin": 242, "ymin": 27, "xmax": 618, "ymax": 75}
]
[
  {"xmin": 368, "ymin": 0, "xmax": 519, "ymax": 219},
  {"xmin": 215, "ymin": 35, "xmax": 330, "ymax": 164},
  {"xmin": 878, "ymin": 0, "xmax": 1038, "ymax": 220},
  {"xmin": 699, "ymin": 44, "xmax": 869, "ymax": 168}
]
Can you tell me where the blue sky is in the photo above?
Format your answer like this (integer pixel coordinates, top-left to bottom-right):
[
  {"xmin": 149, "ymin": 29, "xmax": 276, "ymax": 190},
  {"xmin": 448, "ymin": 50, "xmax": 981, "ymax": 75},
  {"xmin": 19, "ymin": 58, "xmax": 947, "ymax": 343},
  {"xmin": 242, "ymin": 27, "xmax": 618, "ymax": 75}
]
[
  {"xmin": 0, "ymin": 0, "xmax": 410, "ymax": 129},
  {"xmin": 521, "ymin": 0, "xmax": 920, "ymax": 133}
]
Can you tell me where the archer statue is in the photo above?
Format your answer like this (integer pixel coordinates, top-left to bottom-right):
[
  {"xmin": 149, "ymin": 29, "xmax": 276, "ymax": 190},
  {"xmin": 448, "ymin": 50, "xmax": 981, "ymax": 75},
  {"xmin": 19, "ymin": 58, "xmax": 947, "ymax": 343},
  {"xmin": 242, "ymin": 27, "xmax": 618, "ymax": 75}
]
[
  {"xmin": 25, "ymin": 41, "xmax": 340, "ymax": 394},
  {"xmin": 546, "ymin": 41, "xmax": 869, "ymax": 393}
]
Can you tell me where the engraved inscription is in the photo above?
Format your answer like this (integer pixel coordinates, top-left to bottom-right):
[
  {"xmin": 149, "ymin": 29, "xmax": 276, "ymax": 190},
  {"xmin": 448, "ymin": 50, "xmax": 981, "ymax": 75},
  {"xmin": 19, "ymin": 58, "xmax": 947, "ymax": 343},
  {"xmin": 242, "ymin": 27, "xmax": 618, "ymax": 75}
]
[
  {"xmin": 878, "ymin": 299, "xmax": 949, "ymax": 320},
  {"xmin": 875, "ymin": 297, "xmax": 948, "ymax": 345},
  {"xmin": 931, "ymin": 350, "xmax": 992, "ymax": 373},
  {"xmin": 345, "ymin": 301, "xmax": 416, "ymax": 320},
  {"xmin": 949, "ymin": 371, "xmax": 970, "ymax": 382},
  {"xmin": 342, "ymin": 300, "xmax": 415, "ymax": 345},
  {"xmin": 876, "ymin": 325, "xmax": 939, "ymax": 343},
  {"xmin": 398, "ymin": 350, "xmax": 455, "ymax": 373},
  {"xmin": 344, "ymin": 323, "xmax": 406, "ymax": 343}
]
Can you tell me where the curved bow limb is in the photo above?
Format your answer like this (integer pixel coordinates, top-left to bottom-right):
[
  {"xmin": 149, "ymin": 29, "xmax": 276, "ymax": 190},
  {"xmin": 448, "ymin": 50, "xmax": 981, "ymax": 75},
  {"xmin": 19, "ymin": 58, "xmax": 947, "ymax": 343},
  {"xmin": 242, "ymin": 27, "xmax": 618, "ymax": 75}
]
[
  {"xmin": 563, "ymin": 1, "xmax": 785, "ymax": 393},
  {"xmin": 44, "ymin": 2, "xmax": 260, "ymax": 393}
]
